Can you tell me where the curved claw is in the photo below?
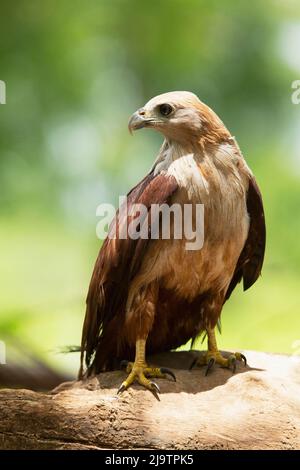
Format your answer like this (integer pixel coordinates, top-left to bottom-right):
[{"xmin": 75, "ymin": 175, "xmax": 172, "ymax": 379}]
[
  {"xmin": 240, "ymin": 354, "xmax": 247, "ymax": 367},
  {"xmin": 117, "ymin": 383, "xmax": 126, "ymax": 394},
  {"xmin": 149, "ymin": 381, "xmax": 160, "ymax": 400},
  {"xmin": 189, "ymin": 358, "xmax": 198, "ymax": 370},
  {"xmin": 160, "ymin": 367, "xmax": 176, "ymax": 382},
  {"xmin": 229, "ymin": 356, "xmax": 237, "ymax": 374},
  {"xmin": 150, "ymin": 381, "xmax": 160, "ymax": 393},
  {"xmin": 205, "ymin": 357, "xmax": 215, "ymax": 376},
  {"xmin": 120, "ymin": 360, "xmax": 129, "ymax": 370}
]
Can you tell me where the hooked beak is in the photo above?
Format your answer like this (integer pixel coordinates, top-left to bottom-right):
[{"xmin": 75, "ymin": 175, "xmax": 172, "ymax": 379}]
[{"xmin": 128, "ymin": 109, "xmax": 153, "ymax": 134}]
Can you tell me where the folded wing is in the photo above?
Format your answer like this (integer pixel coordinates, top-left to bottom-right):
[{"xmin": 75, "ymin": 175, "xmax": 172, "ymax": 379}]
[
  {"xmin": 79, "ymin": 171, "xmax": 178, "ymax": 376},
  {"xmin": 225, "ymin": 176, "xmax": 266, "ymax": 301}
]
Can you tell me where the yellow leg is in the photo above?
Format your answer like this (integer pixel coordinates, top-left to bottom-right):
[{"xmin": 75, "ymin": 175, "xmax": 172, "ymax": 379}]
[
  {"xmin": 190, "ymin": 327, "xmax": 247, "ymax": 375},
  {"xmin": 117, "ymin": 338, "xmax": 176, "ymax": 396}
]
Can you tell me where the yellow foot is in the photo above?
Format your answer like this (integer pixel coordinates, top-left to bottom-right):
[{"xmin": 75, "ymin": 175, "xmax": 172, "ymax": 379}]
[
  {"xmin": 117, "ymin": 360, "xmax": 176, "ymax": 397},
  {"xmin": 189, "ymin": 350, "xmax": 247, "ymax": 375}
]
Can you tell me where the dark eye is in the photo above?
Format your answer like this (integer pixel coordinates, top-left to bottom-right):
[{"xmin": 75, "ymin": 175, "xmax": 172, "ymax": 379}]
[{"xmin": 159, "ymin": 103, "xmax": 173, "ymax": 117}]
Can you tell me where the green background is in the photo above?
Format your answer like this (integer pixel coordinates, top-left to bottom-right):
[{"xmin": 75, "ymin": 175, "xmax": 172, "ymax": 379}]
[{"xmin": 0, "ymin": 0, "xmax": 300, "ymax": 376}]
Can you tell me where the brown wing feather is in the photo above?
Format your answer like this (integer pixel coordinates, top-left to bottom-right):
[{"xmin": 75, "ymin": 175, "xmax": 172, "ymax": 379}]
[
  {"xmin": 79, "ymin": 171, "xmax": 178, "ymax": 377},
  {"xmin": 225, "ymin": 176, "xmax": 266, "ymax": 301}
]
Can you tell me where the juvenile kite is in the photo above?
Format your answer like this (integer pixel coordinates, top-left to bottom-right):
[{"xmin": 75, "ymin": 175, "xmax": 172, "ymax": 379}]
[{"xmin": 79, "ymin": 91, "xmax": 265, "ymax": 395}]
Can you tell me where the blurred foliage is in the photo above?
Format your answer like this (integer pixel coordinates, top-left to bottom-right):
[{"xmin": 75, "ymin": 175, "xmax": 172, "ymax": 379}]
[{"xmin": 0, "ymin": 0, "xmax": 300, "ymax": 375}]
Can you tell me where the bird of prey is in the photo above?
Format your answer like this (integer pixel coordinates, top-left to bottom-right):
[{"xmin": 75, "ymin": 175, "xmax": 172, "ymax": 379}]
[{"xmin": 79, "ymin": 91, "xmax": 265, "ymax": 395}]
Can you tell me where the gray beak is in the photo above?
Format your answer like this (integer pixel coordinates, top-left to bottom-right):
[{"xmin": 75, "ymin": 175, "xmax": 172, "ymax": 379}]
[{"xmin": 128, "ymin": 109, "xmax": 150, "ymax": 134}]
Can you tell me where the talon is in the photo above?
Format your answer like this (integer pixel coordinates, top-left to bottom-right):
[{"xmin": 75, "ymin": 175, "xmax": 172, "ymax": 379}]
[
  {"xmin": 189, "ymin": 358, "xmax": 198, "ymax": 370},
  {"xmin": 150, "ymin": 381, "xmax": 160, "ymax": 394},
  {"xmin": 149, "ymin": 381, "xmax": 160, "ymax": 401},
  {"xmin": 117, "ymin": 383, "xmax": 126, "ymax": 394},
  {"xmin": 241, "ymin": 354, "xmax": 247, "ymax": 367},
  {"xmin": 205, "ymin": 357, "xmax": 215, "ymax": 376},
  {"xmin": 118, "ymin": 353, "xmax": 175, "ymax": 394},
  {"xmin": 191, "ymin": 328, "xmax": 247, "ymax": 375},
  {"xmin": 160, "ymin": 367, "xmax": 176, "ymax": 382},
  {"xmin": 229, "ymin": 356, "xmax": 237, "ymax": 374}
]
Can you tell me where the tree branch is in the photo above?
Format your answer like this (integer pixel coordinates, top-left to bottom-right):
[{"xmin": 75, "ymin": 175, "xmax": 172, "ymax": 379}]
[{"xmin": 1, "ymin": 351, "xmax": 299, "ymax": 450}]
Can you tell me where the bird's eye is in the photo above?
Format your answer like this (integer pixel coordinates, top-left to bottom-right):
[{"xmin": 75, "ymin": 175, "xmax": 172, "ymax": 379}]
[{"xmin": 159, "ymin": 103, "xmax": 173, "ymax": 117}]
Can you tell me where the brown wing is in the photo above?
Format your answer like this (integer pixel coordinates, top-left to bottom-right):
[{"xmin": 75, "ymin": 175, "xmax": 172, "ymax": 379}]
[
  {"xmin": 79, "ymin": 170, "xmax": 178, "ymax": 376},
  {"xmin": 225, "ymin": 176, "xmax": 266, "ymax": 301}
]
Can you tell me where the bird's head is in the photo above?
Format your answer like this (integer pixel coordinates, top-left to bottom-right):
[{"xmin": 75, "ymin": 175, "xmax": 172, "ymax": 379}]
[{"xmin": 128, "ymin": 91, "xmax": 230, "ymax": 147}]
